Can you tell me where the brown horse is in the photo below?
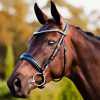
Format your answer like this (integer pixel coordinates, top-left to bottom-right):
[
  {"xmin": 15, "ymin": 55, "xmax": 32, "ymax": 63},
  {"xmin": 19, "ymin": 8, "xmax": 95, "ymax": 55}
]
[{"xmin": 7, "ymin": 1, "xmax": 100, "ymax": 100}]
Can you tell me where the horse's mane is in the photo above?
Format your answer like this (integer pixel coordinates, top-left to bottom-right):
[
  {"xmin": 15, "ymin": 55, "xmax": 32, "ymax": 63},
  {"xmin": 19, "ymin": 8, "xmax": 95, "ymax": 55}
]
[{"xmin": 76, "ymin": 27, "xmax": 100, "ymax": 40}]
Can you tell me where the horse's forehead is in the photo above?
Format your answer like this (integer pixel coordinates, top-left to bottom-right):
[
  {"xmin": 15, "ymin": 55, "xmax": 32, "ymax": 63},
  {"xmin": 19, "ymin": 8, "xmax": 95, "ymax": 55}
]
[
  {"xmin": 29, "ymin": 29, "xmax": 59, "ymax": 45},
  {"xmin": 28, "ymin": 21, "xmax": 60, "ymax": 45},
  {"xmin": 39, "ymin": 22, "xmax": 59, "ymax": 31}
]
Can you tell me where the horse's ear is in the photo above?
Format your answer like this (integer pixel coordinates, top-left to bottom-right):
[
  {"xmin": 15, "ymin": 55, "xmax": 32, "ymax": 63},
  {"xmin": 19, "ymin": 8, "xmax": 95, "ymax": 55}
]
[
  {"xmin": 34, "ymin": 3, "xmax": 48, "ymax": 25},
  {"xmin": 51, "ymin": 1, "xmax": 62, "ymax": 24}
]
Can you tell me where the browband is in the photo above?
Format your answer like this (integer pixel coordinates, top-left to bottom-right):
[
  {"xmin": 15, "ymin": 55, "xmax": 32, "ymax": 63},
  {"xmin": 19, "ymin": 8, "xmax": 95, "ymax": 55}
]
[{"xmin": 33, "ymin": 22, "xmax": 69, "ymax": 36}]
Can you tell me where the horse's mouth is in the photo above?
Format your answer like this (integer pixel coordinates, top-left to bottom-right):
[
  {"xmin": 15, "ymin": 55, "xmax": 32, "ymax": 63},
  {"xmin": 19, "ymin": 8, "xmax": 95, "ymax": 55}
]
[
  {"xmin": 8, "ymin": 84, "xmax": 31, "ymax": 98},
  {"xmin": 10, "ymin": 89, "xmax": 30, "ymax": 98},
  {"xmin": 12, "ymin": 92, "xmax": 28, "ymax": 98}
]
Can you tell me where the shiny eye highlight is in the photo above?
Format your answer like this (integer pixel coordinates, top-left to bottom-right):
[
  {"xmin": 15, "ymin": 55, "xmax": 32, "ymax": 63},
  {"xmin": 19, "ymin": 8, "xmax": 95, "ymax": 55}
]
[{"xmin": 47, "ymin": 40, "xmax": 56, "ymax": 46}]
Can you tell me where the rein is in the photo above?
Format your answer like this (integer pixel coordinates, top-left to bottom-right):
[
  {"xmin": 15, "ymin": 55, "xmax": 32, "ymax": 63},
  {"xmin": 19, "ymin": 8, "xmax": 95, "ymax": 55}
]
[{"xmin": 20, "ymin": 22, "xmax": 69, "ymax": 89}]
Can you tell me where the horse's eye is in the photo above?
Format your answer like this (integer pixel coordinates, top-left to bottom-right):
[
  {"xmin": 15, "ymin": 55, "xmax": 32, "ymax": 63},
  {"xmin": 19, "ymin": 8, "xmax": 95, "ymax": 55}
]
[{"xmin": 47, "ymin": 40, "xmax": 56, "ymax": 46}]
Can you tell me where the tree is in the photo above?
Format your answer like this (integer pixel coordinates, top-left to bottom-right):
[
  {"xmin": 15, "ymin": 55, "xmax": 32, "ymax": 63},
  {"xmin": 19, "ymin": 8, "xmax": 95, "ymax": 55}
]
[{"xmin": 0, "ymin": 0, "xmax": 34, "ymax": 79}]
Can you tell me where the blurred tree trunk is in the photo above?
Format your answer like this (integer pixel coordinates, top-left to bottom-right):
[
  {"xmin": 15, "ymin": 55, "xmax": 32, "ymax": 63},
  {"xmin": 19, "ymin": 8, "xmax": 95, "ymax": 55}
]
[{"xmin": 5, "ymin": 45, "xmax": 14, "ymax": 80}]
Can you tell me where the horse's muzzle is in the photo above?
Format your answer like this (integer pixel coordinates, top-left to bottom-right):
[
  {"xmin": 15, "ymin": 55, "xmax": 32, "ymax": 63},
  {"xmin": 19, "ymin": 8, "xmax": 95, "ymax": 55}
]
[{"xmin": 7, "ymin": 76, "xmax": 29, "ymax": 98}]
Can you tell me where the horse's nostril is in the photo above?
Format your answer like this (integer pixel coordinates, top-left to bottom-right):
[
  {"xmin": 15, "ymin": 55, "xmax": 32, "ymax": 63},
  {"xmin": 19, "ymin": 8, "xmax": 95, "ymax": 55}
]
[{"xmin": 13, "ymin": 78, "xmax": 21, "ymax": 92}]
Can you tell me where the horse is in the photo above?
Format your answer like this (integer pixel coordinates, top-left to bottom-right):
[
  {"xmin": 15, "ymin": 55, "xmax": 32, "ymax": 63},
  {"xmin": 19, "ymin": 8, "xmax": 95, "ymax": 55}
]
[{"xmin": 7, "ymin": 1, "xmax": 100, "ymax": 100}]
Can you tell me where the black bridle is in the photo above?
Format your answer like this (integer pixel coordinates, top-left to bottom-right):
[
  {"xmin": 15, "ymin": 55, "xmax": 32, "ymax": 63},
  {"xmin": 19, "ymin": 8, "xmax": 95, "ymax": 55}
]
[{"xmin": 20, "ymin": 22, "xmax": 69, "ymax": 88}]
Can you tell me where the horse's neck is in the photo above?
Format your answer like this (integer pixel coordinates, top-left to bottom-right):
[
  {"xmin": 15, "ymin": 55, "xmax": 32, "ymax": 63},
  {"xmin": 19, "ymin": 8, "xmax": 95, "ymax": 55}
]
[{"xmin": 67, "ymin": 25, "xmax": 100, "ymax": 100}]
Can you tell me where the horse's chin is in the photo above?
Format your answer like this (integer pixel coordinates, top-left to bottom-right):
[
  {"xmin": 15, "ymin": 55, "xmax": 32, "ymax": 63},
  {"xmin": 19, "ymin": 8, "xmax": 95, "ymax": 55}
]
[
  {"xmin": 10, "ymin": 86, "xmax": 32, "ymax": 98},
  {"xmin": 12, "ymin": 92, "xmax": 29, "ymax": 98},
  {"xmin": 10, "ymin": 90, "xmax": 30, "ymax": 98}
]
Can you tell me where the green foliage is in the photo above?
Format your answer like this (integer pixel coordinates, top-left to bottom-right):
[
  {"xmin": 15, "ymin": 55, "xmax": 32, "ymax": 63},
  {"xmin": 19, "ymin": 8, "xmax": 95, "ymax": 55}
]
[
  {"xmin": 5, "ymin": 46, "xmax": 14, "ymax": 79},
  {"xmin": 56, "ymin": 78, "xmax": 83, "ymax": 100},
  {"xmin": 0, "ymin": 81, "xmax": 9, "ymax": 97}
]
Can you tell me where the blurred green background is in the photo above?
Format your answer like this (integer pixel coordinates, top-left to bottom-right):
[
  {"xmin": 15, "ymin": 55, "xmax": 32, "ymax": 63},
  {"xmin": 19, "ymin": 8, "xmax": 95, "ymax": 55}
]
[{"xmin": 0, "ymin": 0, "xmax": 99, "ymax": 100}]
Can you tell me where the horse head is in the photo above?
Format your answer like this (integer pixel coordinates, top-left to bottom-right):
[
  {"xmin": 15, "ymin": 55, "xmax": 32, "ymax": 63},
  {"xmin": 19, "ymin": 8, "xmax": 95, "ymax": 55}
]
[{"xmin": 7, "ymin": 1, "xmax": 74, "ymax": 98}]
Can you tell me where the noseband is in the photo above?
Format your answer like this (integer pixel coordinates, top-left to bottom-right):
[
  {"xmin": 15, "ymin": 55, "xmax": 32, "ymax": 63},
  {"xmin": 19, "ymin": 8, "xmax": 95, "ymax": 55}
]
[{"xmin": 20, "ymin": 22, "xmax": 69, "ymax": 88}]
